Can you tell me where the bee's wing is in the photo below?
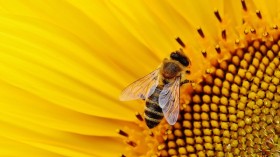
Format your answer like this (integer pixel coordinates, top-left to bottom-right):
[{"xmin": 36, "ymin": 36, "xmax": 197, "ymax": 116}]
[
  {"xmin": 119, "ymin": 69, "xmax": 159, "ymax": 101},
  {"xmin": 158, "ymin": 77, "xmax": 180, "ymax": 125}
]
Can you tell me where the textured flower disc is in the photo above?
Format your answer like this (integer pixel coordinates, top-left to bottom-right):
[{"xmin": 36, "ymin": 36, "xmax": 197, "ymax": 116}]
[
  {"xmin": 118, "ymin": 1, "xmax": 280, "ymax": 157},
  {"xmin": 157, "ymin": 41, "xmax": 280, "ymax": 157}
]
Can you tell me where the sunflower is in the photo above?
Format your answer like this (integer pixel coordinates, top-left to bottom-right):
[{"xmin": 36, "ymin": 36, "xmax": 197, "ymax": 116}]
[{"xmin": 0, "ymin": 0, "xmax": 279, "ymax": 157}]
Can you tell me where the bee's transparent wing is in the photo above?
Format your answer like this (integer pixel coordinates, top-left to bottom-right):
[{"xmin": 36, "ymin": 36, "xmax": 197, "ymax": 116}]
[
  {"xmin": 158, "ymin": 77, "xmax": 180, "ymax": 125},
  {"xmin": 120, "ymin": 69, "xmax": 159, "ymax": 101}
]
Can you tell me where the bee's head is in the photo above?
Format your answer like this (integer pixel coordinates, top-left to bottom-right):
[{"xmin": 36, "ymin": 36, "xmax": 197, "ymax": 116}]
[{"xmin": 170, "ymin": 51, "xmax": 191, "ymax": 67}]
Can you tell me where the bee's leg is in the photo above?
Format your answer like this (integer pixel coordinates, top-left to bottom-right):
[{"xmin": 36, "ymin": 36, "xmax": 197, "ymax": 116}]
[
  {"xmin": 180, "ymin": 79, "xmax": 194, "ymax": 86},
  {"xmin": 180, "ymin": 70, "xmax": 193, "ymax": 85},
  {"xmin": 140, "ymin": 94, "xmax": 146, "ymax": 101}
]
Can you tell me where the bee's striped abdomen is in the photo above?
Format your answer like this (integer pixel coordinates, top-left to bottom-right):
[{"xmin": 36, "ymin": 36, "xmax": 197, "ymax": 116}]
[{"xmin": 145, "ymin": 86, "xmax": 164, "ymax": 129}]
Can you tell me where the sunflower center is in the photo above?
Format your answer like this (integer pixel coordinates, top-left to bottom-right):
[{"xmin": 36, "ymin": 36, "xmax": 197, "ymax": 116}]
[{"xmin": 157, "ymin": 37, "xmax": 280, "ymax": 156}]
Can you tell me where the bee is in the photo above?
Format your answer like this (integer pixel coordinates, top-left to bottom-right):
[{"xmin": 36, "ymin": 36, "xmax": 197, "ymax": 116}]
[{"xmin": 120, "ymin": 49, "xmax": 192, "ymax": 128}]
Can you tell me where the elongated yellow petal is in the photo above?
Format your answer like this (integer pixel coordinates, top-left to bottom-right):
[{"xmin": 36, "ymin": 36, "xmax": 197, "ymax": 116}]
[{"xmin": 0, "ymin": 113, "xmax": 128, "ymax": 156}]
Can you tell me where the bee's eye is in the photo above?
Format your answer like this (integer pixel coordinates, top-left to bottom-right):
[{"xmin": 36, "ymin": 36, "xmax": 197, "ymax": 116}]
[
  {"xmin": 170, "ymin": 52, "xmax": 179, "ymax": 59},
  {"xmin": 182, "ymin": 58, "xmax": 189, "ymax": 66},
  {"xmin": 186, "ymin": 56, "xmax": 191, "ymax": 65},
  {"xmin": 170, "ymin": 51, "xmax": 190, "ymax": 66}
]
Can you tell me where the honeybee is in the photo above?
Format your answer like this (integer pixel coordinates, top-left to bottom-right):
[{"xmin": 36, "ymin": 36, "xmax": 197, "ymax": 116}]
[{"xmin": 120, "ymin": 49, "xmax": 192, "ymax": 128}]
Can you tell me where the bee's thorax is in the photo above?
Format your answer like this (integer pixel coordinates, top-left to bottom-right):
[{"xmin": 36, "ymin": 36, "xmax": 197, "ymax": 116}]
[{"xmin": 162, "ymin": 62, "xmax": 181, "ymax": 79}]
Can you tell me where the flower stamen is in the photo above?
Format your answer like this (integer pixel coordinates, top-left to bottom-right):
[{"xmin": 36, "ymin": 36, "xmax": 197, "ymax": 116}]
[
  {"xmin": 215, "ymin": 44, "xmax": 221, "ymax": 53},
  {"xmin": 256, "ymin": 10, "xmax": 262, "ymax": 19},
  {"xmin": 116, "ymin": 129, "xmax": 129, "ymax": 137},
  {"xmin": 126, "ymin": 140, "xmax": 137, "ymax": 147},
  {"xmin": 197, "ymin": 27, "xmax": 205, "ymax": 38},
  {"xmin": 201, "ymin": 49, "xmax": 207, "ymax": 57},
  {"xmin": 214, "ymin": 9, "xmax": 222, "ymax": 22},
  {"xmin": 235, "ymin": 39, "xmax": 240, "ymax": 45},
  {"xmin": 135, "ymin": 112, "xmax": 144, "ymax": 121},
  {"xmin": 148, "ymin": 131, "xmax": 154, "ymax": 137},
  {"xmin": 263, "ymin": 32, "xmax": 269, "ymax": 37},
  {"xmin": 244, "ymin": 29, "xmax": 249, "ymax": 35},
  {"xmin": 249, "ymin": 29, "xmax": 256, "ymax": 35},
  {"xmin": 222, "ymin": 29, "xmax": 227, "ymax": 40},
  {"xmin": 241, "ymin": 0, "xmax": 247, "ymax": 11},
  {"xmin": 176, "ymin": 37, "xmax": 186, "ymax": 48}
]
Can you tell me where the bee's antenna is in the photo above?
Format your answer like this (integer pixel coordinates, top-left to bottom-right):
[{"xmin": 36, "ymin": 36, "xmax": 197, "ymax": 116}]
[{"xmin": 175, "ymin": 37, "xmax": 185, "ymax": 48}]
